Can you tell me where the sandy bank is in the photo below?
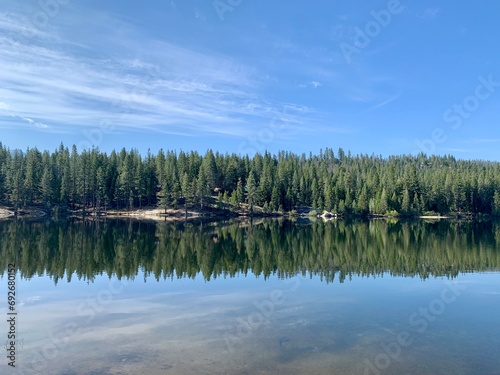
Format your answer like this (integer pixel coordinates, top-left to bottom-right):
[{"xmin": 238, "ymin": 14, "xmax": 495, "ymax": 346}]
[{"xmin": 0, "ymin": 208, "xmax": 14, "ymax": 219}]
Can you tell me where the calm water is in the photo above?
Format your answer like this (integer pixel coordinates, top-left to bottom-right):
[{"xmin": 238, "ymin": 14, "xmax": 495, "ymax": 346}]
[{"xmin": 1, "ymin": 219, "xmax": 499, "ymax": 375}]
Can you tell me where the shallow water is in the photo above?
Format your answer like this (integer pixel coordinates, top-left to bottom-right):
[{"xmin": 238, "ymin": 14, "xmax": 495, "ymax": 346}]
[{"xmin": 1, "ymin": 219, "xmax": 499, "ymax": 374}]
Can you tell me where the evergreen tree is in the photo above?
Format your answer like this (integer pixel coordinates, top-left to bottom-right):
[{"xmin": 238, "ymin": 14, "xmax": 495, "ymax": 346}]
[
  {"xmin": 493, "ymin": 190, "xmax": 500, "ymax": 216},
  {"xmin": 245, "ymin": 171, "xmax": 257, "ymax": 212},
  {"xmin": 379, "ymin": 188, "xmax": 388, "ymax": 214},
  {"xmin": 270, "ymin": 185, "xmax": 280, "ymax": 211},
  {"xmin": 236, "ymin": 178, "xmax": 244, "ymax": 206},
  {"xmin": 181, "ymin": 172, "xmax": 194, "ymax": 217},
  {"xmin": 40, "ymin": 164, "xmax": 53, "ymax": 207},
  {"xmin": 9, "ymin": 150, "xmax": 25, "ymax": 211},
  {"xmin": 196, "ymin": 167, "xmax": 208, "ymax": 209},
  {"xmin": 401, "ymin": 189, "xmax": 411, "ymax": 215},
  {"xmin": 0, "ymin": 143, "xmax": 499, "ymax": 218}
]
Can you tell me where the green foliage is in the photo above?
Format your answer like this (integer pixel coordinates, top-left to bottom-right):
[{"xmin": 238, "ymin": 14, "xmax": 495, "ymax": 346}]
[
  {"xmin": 0, "ymin": 145, "xmax": 499, "ymax": 217},
  {"xmin": 385, "ymin": 210, "xmax": 399, "ymax": 217},
  {"xmin": 245, "ymin": 171, "xmax": 257, "ymax": 212},
  {"xmin": 1, "ymin": 220, "xmax": 499, "ymax": 284},
  {"xmin": 423, "ymin": 210, "xmax": 440, "ymax": 217},
  {"xmin": 493, "ymin": 190, "xmax": 500, "ymax": 216}
]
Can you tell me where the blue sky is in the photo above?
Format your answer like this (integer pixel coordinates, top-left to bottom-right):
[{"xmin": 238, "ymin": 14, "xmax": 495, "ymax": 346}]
[{"xmin": 1, "ymin": 0, "xmax": 500, "ymax": 160}]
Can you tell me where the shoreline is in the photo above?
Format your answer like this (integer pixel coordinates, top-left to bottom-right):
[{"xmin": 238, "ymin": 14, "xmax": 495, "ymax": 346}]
[{"xmin": 0, "ymin": 206, "xmax": 491, "ymax": 222}]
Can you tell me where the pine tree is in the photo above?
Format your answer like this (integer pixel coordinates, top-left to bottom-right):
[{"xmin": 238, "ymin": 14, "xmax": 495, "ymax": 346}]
[
  {"xmin": 96, "ymin": 166, "xmax": 106, "ymax": 214},
  {"xmin": 0, "ymin": 144, "xmax": 7, "ymax": 203},
  {"xmin": 59, "ymin": 150, "xmax": 71, "ymax": 207},
  {"xmin": 196, "ymin": 167, "xmax": 208, "ymax": 209},
  {"xmin": 181, "ymin": 172, "xmax": 194, "ymax": 217},
  {"xmin": 324, "ymin": 182, "xmax": 333, "ymax": 211},
  {"xmin": 245, "ymin": 171, "xmax": 257, "ymax": 212},
  {"xmin": 1, "ymin": 143, "xmax": 500, "ymax": 218},
  {"xmin": 202, "ymin": 149, "xmax": 217, "ymax": 192},
  {"xmin": 412, "ymin": 193, "xmax": 421, "ymax": 215},
  {"xmin": 493, "ymin": 190, "xmax": 500, "ymax": 216},
  {"xmin": 258, "ymin": 164, "xmax": 272, "ymax": 205},
  {"xmin": 379, "ymin": 188, "xmax": 388, "ymax": 214},
  {"xmin": 70, "ymin": 145, "xmax": 79, "ymax": 210},
  {"xmin": 344, "ymin": 188, "xmax": 352, "ymax": 213},
  {"xmin": 401, "ymin": 189, "xmax": 411, "ymax": 215},
  {"xmin": 357, "ymin": 185, "xmax": 368, "ymax": 215},
  {"xmin": 9, "ymin": 150, "xmax": 25, "ymax": 211},
  {"xmin": 338, "ymin": 199, "xmax": 345, "ymax": 214},
  {"xmin": 159, "ymin": 179, "xmax": 171, "ymax": 214},
  {"xmin": 118, "ymin": 153, "xmax": 135, "ymax": 210},
  {"xmin": 236, "ymin": 178, "xmax": 244, "ymax": 206},
  {"xmin": 24, "ymin": 148, "xmax": 42, "ymax": 205},
  {"xmin": 40, "ymin": 165, "xmax": 53, "ymax": 208}
]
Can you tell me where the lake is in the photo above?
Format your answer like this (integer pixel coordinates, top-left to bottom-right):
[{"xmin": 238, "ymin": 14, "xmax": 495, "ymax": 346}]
[{"xmin": 1, "ymin": 219, "xmax": 499, "ymax": 375}]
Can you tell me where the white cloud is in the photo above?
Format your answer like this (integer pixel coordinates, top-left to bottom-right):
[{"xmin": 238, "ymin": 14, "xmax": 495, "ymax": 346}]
[
  {"xmin": 0, "ymin": 8, "xmax": 322, "ymax": 139},
  {"xmin": 20, "ymin": 116, "xmax": 49, "ymax": 129},
  {"xmin": 366, "ymin": 93, "xmax": 401, "ymax": 111},
  {"xmin": 310, "ymin": 81, "xmax": 322, "ymax": 89},
  {"xmin": 442, "ymin": 148, "xmax": 474, "ymax": 153},
  {"xmin": 467, "ymin": 138, "xmax": 500, "ymax": 144},
  {"xmin": 299, "ymin": 81, "xmax": 322, "ymax": 89}
]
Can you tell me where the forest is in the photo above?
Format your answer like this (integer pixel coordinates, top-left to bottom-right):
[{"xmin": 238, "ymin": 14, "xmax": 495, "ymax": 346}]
[{"xmin": 1, "ymin": 142, "xmax": 500, "ymax": 217}]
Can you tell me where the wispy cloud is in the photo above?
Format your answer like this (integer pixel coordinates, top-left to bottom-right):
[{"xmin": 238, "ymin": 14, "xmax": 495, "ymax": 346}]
[
  {"xmin": 19, "ymin": 116, "xmax": 49, "ymax": 129},
  {"xmin": 466, "ymin": 138, "xmax": 500, "ymax": 144},
  {"xmin": 310, "ymin": 81, "xmax": 322, "ymax": 89},
  {"xmin": 366, "ymin": 93, "xmax": 401, "ymax": 111},
  {"xmin": 344, "ymin": 86, "xmax": 378, "ymax": 103},
  {"xmin": 299, "ymin": 81, "xmax": 322, "ymax": 89},
  {"xmin": 0, "ymin": 8, "xmax": 323, "ymax": 140},
  {"xmin": 461, "ymin": 137, "xmax": 500, "ymax": 147},
  {"xmin": 442, "ymin": 148, "xmax": 474, "ymax": 153}
]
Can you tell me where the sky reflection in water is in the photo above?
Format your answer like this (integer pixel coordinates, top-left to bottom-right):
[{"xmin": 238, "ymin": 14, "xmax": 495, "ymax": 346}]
[
  {"xmin": 9, "ymin": 271, "xmax": 499, "ymax": 375},
  {"xmin": 1, "ymin": 219, "xmax": 499, "ymax": 374}
]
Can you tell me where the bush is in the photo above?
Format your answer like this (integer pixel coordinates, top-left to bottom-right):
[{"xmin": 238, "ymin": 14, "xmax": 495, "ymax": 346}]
[{"xmin": 385, "ymin": 210, "xmax": 399, "ymax": 217}]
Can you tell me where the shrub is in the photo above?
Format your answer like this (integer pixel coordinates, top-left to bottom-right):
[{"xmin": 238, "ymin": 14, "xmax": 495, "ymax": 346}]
[
  {"xmin": 423, "ymin": 210, "xmax": 440, "ymax": 216},
  {"xmin": 385, "ymin": 210, "xmax": 399, "ymax": 217}
]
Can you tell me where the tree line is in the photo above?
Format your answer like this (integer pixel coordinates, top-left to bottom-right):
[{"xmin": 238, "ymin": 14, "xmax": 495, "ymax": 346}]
[
  {"xmin": 1, "ymin": 142, "xmax": 500, "ymax": 216},
  {"xmin": 1, "ymin": 219, "xmax": 499, "ymax": 284}
]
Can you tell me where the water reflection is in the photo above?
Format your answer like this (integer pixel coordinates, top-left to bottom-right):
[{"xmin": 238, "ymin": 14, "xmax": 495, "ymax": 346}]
[
  {"xmin": 1, "ymin": 219, "xmax": 499, "ymax": 282},
  {"xmin": 1, "ymin": 219, "xmax": 499, "ymax": 374},
  {"xmin": 10, "ymin": 271, "xmax": 500, "ymax": 375}
]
